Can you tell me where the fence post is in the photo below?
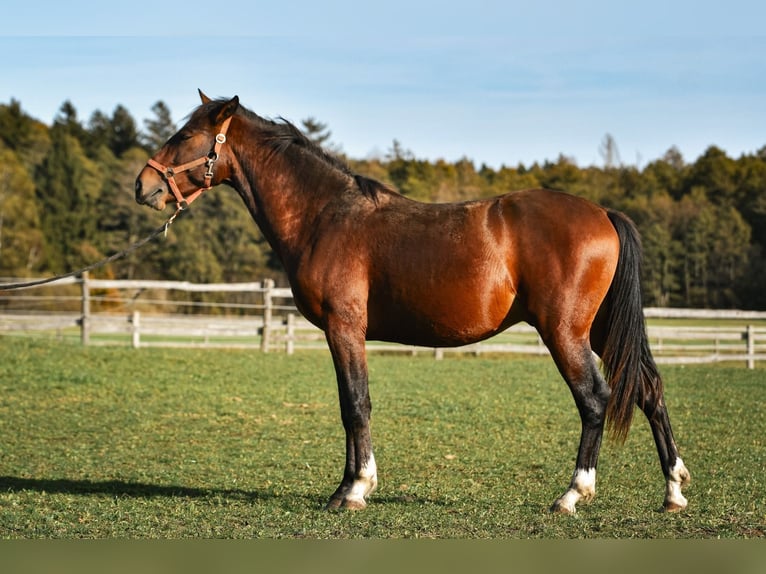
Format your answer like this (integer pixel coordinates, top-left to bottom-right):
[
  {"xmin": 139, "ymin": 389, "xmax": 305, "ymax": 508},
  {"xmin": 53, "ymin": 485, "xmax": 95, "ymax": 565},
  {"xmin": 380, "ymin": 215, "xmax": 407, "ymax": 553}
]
[
  {"xmin": 131, "ymin": 310, "xmax": 141, "ymax": 349},
  {"xmin": 80, "ymin": 272, "xmax": 90, "ymax": 346},
  {"xmin": 261, "ymin": 278, "xmax": 274, "ymax": 353},
  {"xmin": 747, "ymin": 325, "xmax": 755, "ymax": 369},
  {"xmin": 286, "ymin": 313, "xmax": 295, "ymax": 355}
]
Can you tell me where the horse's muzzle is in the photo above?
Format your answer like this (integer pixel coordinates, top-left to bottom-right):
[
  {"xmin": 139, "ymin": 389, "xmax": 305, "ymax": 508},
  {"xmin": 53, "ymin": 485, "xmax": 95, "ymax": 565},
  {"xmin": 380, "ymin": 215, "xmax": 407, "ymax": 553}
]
[{"xmin": 135, "ymin": 167, "xmax": 169, "ymax": 210}]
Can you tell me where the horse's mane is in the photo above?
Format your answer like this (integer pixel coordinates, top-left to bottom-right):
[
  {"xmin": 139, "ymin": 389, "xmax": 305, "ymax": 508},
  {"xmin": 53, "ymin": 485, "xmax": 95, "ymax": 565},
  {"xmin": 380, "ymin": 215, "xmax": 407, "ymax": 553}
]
[{"xmin": 201, "ymin": 99, "xmax": 392, "ymax": 203}]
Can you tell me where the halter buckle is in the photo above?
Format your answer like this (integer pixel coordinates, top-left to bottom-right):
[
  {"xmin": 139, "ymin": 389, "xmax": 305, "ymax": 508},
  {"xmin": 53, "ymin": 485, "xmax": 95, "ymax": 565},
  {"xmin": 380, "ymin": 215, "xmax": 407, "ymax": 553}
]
[{"xmin": 204, "ymin": 153, "xmax": 218, "ymax": 179}]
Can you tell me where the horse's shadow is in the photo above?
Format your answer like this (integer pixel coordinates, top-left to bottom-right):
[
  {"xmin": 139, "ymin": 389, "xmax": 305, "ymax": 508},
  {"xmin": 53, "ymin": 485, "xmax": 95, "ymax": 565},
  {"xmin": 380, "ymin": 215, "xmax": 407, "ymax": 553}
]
[
  {"xmin": 0, "ymin": 475, "xmax": 276, "ymax": 503},
  {"xmin": 0, "ymin": 475, "xmax": 447, "ymax": 508}
]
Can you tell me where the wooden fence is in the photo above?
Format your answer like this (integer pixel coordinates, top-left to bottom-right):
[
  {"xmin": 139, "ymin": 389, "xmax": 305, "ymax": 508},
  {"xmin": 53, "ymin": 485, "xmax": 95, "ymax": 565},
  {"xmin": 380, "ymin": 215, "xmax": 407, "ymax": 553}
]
[{"xmin": 1, "ymin": 275, "xmax": 766, "ymax": 368}]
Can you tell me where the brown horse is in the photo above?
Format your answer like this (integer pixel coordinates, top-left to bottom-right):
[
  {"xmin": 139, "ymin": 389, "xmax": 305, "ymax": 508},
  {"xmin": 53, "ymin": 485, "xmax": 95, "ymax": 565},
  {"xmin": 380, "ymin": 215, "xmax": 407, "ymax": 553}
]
[{"xmin": 135, "ymin": 92, "xmax": 690, "ymax": 513}]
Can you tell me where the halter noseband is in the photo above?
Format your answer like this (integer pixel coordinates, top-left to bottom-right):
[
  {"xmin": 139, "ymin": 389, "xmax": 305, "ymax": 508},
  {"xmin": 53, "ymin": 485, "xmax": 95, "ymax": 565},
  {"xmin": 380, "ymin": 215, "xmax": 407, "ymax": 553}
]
[{"xmin": 145, "ymin": 115, "xmax": 233, "ymax": 210}]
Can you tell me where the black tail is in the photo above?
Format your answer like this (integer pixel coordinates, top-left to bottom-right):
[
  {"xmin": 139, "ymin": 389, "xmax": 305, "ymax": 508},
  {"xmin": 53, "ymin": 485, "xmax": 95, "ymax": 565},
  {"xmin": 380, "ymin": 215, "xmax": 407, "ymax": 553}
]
[{"xmin": 602, "ymin": 210, "xmax": 663, "ymax": 441}]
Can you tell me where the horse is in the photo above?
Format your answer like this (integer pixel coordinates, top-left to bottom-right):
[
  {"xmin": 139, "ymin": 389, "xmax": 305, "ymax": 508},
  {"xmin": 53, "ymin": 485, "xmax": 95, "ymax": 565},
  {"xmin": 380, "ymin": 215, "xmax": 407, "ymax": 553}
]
[{"xmin": 135, "ymin": 91, "xmax": 690, "ymax": 513}]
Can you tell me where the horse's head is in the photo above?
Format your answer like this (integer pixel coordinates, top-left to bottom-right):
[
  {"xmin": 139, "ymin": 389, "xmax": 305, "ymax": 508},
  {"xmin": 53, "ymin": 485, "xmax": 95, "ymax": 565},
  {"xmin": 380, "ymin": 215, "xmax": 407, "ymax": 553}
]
[{"xmin": 135, "ymin": 91, "xmax": 239, "ymax": 210}]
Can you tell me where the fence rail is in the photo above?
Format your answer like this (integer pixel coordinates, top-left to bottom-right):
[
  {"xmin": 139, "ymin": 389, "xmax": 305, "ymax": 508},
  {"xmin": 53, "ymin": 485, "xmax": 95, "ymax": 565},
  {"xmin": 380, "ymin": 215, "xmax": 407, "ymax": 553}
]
[{"xmin": 2, "ymin": 275, "xmax": 766, "ymax": 368}]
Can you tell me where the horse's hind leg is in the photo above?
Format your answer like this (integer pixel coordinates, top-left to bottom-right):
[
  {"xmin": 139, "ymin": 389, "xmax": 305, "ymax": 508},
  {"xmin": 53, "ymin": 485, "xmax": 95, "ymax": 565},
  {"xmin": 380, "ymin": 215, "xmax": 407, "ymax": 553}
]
[
  {"xmin": 547, "ymin": 339, "xmax": 611, "ymax": 514},
  {"xmin": 639, "ymin": 392, "xmax": 690, "ymax": 511}
]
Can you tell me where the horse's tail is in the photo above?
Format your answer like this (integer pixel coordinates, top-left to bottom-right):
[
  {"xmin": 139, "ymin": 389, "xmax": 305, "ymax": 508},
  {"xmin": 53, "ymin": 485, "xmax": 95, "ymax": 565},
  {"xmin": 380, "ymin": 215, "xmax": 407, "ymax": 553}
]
[{"xmin": 601, "ymin": 209, "xmax": 663, "ymax": 441}]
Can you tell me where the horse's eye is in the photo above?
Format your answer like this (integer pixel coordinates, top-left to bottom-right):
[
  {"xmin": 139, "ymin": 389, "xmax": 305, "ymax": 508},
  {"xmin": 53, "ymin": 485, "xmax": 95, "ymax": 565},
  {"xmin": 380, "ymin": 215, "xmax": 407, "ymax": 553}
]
[{"xmin": 169, "ymin": 132, "xmax": 191, "ymax": 145}]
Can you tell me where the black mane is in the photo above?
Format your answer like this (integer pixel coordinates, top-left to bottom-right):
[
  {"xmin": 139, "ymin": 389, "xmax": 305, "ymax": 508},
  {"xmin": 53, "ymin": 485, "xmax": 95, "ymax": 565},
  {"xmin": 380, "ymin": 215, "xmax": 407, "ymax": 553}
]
[{"xmin": 202, "ymin": 99, "xmax": 392, "ymax": 203}]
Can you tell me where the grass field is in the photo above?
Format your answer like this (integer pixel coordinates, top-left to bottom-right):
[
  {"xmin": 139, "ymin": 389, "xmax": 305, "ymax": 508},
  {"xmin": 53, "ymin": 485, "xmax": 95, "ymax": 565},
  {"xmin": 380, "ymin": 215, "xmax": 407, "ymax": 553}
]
[{"xmin": 0, "ymin": 335, "xmax": 763, "ymax": 538}]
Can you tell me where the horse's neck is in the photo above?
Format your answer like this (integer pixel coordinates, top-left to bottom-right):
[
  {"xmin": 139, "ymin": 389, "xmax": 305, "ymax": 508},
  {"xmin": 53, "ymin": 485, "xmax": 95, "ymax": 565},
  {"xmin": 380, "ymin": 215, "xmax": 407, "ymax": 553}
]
[{"xmin": 232, "ymin": 143, "xmax": 351, "ymax": 265}]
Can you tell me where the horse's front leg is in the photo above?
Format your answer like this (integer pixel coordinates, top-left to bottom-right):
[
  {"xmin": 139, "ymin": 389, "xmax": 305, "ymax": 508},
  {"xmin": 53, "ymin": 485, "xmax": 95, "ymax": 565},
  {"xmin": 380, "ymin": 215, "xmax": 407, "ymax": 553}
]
[{"xmin": 324, "ymin": 321, "xmax": 377, "ymax": 510}]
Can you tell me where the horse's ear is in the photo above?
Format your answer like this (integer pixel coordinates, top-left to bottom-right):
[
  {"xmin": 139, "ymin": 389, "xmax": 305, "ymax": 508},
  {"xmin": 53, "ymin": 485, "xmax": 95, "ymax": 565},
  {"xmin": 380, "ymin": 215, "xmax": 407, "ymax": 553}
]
[
  {"xmin": 215, "ymin": 95, "xmax": 240, "ymax": 123},
  {"xmin": 198, "ymin": 89, "xmax": 212, "ymax": 104}
]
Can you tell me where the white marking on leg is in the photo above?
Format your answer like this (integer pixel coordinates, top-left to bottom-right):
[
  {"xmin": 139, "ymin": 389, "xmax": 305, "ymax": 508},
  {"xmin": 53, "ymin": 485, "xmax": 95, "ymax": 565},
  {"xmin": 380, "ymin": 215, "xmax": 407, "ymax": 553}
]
[
  {"xmin": 664, "ymin": 457, "xmax": 690, "ymax": 511},
  {"xmin": 573, "ymin": 467, "xmax": 597, "ymax": 501},
  {"xmin": 553, "ymin": 468, "xmax": 596, "ymax": 514},
  {"xmin": 346, "ymin": 452, "xmax": 378, "ymax": 505}
]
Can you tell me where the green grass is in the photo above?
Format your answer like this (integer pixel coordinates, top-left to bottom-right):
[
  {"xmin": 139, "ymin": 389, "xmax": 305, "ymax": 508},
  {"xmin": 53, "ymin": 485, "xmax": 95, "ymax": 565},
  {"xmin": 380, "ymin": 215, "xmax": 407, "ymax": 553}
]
[{"xmin": 0, "ymin": 336, "xmax": 763, "ymax": 538}]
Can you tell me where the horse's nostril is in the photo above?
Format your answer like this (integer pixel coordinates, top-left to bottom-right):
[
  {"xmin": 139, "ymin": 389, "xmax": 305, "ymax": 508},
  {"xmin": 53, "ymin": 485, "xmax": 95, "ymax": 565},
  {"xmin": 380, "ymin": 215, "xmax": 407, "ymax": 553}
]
[{"xmin": 135, "ymin": 179, "xmax": 149, "ymax": 204}]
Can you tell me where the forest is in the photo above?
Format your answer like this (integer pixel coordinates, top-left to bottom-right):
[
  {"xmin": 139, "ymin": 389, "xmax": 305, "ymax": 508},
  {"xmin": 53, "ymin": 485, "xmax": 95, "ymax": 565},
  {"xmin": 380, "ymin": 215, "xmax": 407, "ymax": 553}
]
[{"xmin": 1, "ymin": 98, "xmax": 765, "ymax": 309}]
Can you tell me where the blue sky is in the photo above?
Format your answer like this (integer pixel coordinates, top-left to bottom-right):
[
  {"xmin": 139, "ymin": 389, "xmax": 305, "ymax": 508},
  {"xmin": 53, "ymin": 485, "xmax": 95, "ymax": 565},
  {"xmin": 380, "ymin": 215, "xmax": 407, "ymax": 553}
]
[{"xmin": 2, "ymin": 1, "xmax": 765, "ymax": 168}]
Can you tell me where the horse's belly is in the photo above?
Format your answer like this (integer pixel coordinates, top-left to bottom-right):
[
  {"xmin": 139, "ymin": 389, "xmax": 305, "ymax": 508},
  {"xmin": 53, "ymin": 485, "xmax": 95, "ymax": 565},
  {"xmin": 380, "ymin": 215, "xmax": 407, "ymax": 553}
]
[
  {"xmin": 366, "ymin": 288, "xmax": 516, "ymax": 347},
  {"xmin": 366, "ymin": 315, "xmax": 505, "ymax": 347}
]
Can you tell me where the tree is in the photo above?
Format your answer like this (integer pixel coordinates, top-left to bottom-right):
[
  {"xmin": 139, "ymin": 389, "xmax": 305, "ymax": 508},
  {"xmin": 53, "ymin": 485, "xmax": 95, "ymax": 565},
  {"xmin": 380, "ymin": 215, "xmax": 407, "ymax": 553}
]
[
  {"xmin": 300, "ymin": 116, "xmax": 344, "ymax": 156},
  {"xmin": 735, "ymin": 153, "xmax": 766, "ymax": 248},
  {"xmin": 141, "ymin": 101, "xmax": 176, "ymax": 152},
  {"xmin": 673, "ymin": 188, "xmax": 751, "ymax": 307},
  {"xmin": 301, "ymin": 117, "xmax": 332, "ymax": 147},
  {"xmin": 109, "ymin": 105, "xmax": 140, "ymax": 158},
  {"xmin": 642, "ymin": 220, "xmax": 680, "ymax": 307},
  {"xmin": 385, "ymin": 142, "xmax": 440, "ymax": 201},
  {"xmin": 0, "ymin": 147, "xmax": 44, "ymax": 275},
  {"xmin": 622, "ymin": 192, "xmax": 680, "ymax": 307},
  {"xmin": 53, "ymin": 100, "xmax": 88, "ymax": 144},
  {"xmin": 0, "ymin": 99, "xmax": 51, "ymax": 170},
  {"xmin": 599, "ymin": 133, "xmax": 621, "ymax": 169},
  {"xmin": 536, "ymin": 154, "xmax": 581, "ymax": 192},
  {"xmin": 34, "ymin": 126, "xmax": 103, "ymax": 273},
  {"xmin": 86, "ymin": 110, "xmax": 113, "ymax": 156},
  {"xmin": 482, "ymin": 164, "xmax": 540, "ymax": 196},
  {"xmin": 706, "ymin": 205, "xmax": 751, "ymax": 307},
  {"xmin": 642, "ymin": 150, "xmax": 685, "ymax": 199},
  {"xmin": 685, "ymin": 145, "xmax": 739, "ymax": 206}
]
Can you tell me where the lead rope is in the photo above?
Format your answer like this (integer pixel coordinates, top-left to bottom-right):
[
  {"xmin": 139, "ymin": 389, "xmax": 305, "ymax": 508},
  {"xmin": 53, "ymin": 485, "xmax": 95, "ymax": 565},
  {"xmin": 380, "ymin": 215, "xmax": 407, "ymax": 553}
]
[{"xmin": 0, "ymin": 207, "xmax": 183, "ymax": 291}]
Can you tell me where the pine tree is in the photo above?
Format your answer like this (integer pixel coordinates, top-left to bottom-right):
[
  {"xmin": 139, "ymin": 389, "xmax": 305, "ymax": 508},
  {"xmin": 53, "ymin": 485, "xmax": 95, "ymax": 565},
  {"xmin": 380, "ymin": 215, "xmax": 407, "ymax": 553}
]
[
  {"xmin": 54, "ymin": 100, "xmax": 88, "ymax": 144},
  {"xmin": 110, "ymin": 105, "xmax": 140, "ymax": 158},
  {"xmin": 0, "ymin": 99, "xmax": 51, "ymax": 169},
  {"xmin": 141, "ymin": 101, "xmax": 176, "ymax": 152},
  {"xmin": 34, "ymin": 126, "xmax": 103, "ymax": 273},
  {"xmin": 86, "ymin": 110, "xmax": 113, "ymax": 155},
  {"xmin": 0, "ymin": 147, "xmax": 44, "ymax": 275},
  {"xmin": 301, "ymin": 117, "xmax": 332, "ymax": 147}
]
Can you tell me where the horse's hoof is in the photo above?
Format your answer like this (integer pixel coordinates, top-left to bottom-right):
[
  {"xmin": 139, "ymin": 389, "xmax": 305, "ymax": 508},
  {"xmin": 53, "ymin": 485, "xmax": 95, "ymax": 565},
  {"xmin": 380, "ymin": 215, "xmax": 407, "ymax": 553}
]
[
  {"xmin": 324, "ymin": 498, "xmax": 343, "ymax": 511},
  {"xmin": 550, "ymin": 500, "xmax": 576, "ymax": 515},
  {"xmin": 341, "ymin": 498, "xmax": 367, "ymax": 511},
  {"xmin": 662, "ymin": 500, "xmax": 688, "ymax": 513},
  {"xmin": 324, "ymin": 496, "xmax": 367, "ymax": 511}
]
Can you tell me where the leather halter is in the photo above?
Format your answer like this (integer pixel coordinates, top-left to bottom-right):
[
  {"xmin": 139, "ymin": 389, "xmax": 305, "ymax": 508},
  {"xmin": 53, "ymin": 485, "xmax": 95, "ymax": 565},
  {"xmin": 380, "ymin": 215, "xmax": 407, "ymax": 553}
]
[{"xmin": 145, "ymin": 115, "xmax": 233, "ymax": 209}]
